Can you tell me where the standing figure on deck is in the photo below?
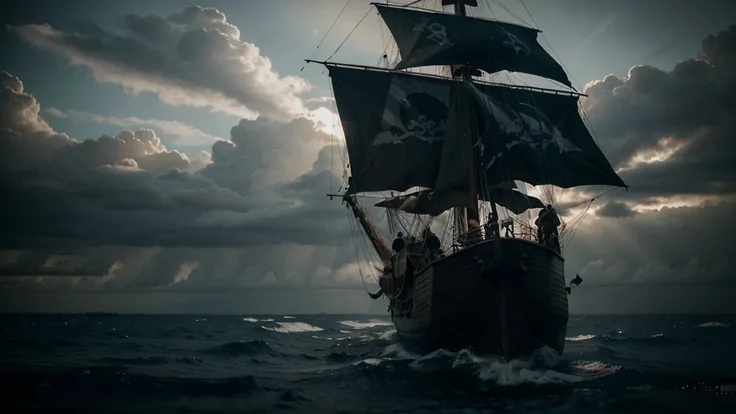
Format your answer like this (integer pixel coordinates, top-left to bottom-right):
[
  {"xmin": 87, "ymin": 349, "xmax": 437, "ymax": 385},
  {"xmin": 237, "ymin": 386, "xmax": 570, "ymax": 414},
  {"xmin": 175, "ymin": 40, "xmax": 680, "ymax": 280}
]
[
  {"xmin": 536, "ymin": 204, "xmax": 561, "ymax": 252},
  {"xmin": 535, "ymin": 209, "xmax": 546, "ymax": 243}
]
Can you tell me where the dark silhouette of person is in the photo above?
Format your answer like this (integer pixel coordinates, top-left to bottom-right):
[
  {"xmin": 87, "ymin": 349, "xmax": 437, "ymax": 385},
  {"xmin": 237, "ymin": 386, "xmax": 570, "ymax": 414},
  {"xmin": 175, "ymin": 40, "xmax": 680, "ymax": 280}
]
[
  {"xmin": 535, "ymin": 205, "xmax": 561, "ymax": 248},
  {"xmin": 538, "ymin": 204, "xmax": 561, "ymax": 252},
  {"xmin": 535, "ymin": 208, "xmax": 546, "ymax": 243}
]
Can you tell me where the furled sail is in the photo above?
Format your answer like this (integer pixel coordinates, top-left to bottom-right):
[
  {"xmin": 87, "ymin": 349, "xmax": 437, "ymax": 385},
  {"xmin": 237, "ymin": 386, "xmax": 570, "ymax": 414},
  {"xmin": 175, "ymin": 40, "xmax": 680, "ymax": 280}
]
[
  {"xmin": 328, "ymin": 65, "xmax": 453, "ymax": 193},
  {"xmin": 431, "ymin": 80, "xmax": 478, "ymax": 210},
  {"xmin": 467, "ymin": 83, "xmax": 627, "ymax": 188},
  {"xmin": 375, "ymin": 3, "xmax": 572, "ymax": 87},
  {"xmin": 374, "ymin": 184, "xmax": 544, "ymax": 216}
]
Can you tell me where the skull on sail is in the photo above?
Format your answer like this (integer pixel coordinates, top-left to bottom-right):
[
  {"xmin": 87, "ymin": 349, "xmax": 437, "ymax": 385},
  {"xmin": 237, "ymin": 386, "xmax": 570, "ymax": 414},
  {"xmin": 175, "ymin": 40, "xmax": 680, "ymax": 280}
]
[
  {"xmin": 497, "ymin": 27, "xmax": 531, "ymax": 55},
  {"xmin": 372, "ymin": 77, "xmax": 451, "ymax": 146},
  {"xmin": 471, "ymin": 88, "xmax": 582, "ymax": 168}
]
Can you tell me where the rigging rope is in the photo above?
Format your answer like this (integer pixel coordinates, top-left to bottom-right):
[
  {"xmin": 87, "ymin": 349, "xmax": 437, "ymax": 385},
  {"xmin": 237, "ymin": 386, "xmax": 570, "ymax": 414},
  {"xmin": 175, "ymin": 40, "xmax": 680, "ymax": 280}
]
[
  {"xmin": 562, "ymin": 186, "xmax": 622, "ymax": 248},
  {"xmin": 301, "ymin": 0, "xmax": 352, "ymax": 71},
  {"xmin": 491, "ymin": 0, "xmax": 532, "ymax": 27},
  {"xmin": 347, "ymin": 208, "xmax": 382, "ymax": 296},
  {"xmin": 326, "ymin": 8, "xmax": 373, "ymax": 61}
]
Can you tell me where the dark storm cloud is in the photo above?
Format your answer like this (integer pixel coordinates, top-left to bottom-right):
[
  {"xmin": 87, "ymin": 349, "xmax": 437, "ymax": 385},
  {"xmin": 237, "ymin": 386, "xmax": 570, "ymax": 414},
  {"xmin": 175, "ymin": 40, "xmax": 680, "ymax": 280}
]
[
  {"xmin": 582, "ymin": 24, "xmax": 736, "ymax": 205},
  {"xmin": 0, "ymin": 70, "xmax": 345, "ymax": 251},
  {"xmin": 0, "ymin": 250, "xmax": 115, "ymax": 277},
  {"xmin": 2, "ymin": 10, "xmax": 736, "ymax": 310},
  {"xmin": 595, "ymin": 201, "xmax": 637, "ymax": 218},
  {"xmin": 10, "ymin": 5, "xmax": 310, "ymax": 120},
  {"xmin": 565, "ymin": 202, "xmax": 736, "ymax": 287},
  {"xmin": 545, "ymin": 24, "xmax": 736, "ymax": 295}
]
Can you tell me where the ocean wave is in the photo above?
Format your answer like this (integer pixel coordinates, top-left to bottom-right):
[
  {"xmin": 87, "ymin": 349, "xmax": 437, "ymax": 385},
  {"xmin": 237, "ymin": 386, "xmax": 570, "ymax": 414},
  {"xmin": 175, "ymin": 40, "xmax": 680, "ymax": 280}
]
[
  {"xmin": 77, "ymin": 369, "xmax": 261, "ymax": 397},
  {"xmin": 261, "ymin": 322, "xmax": 323, "ymax": 333},
  {"xmin": 566, "ymin": 334, "xmax": 597, "ymax": 341},
  {"xmin": 599, "ymin": 334, "xmax": 681, "ymax": 347},
  {"xmin": 243, "ymin": 317, "xmax": 275, "ymax": 323},
  {"xmin": 377, "ymin": 330, "xmax": 397, "ymax": 341},
  {"xmin": 202, "ymin": 340, "xmax": 276, "ymax": 356},
  {"xmin": 570, "ymin": 360, "xmax": 621, "ymax": 377},
  {"xmin": 372, "ymin": 343, "xmax": 581, "ymax": 386},
  {"xmin": 474, "ymin": 358, "xmax": 582, "ymax": 385},
  {"xmin": 338, "ymin": 320, "xmax": 394, "ymax": 329},
  {"xmin": 381, "ymin": 343, "xmax": 422, "ymax": 360},
  {"xmin": 698, "ymin": 322, "xmax": 730, "ymax": 328},
  {"xmin": 353, "ymin": 358, "xmax": 383, "ymax": 366},
  {"xmin": 98, "ymin": 356, "xmax": 201, "ymax": 366},
  {"xmin": 326, "ymin": 352, "xmax": 355, "ymax": 362}
]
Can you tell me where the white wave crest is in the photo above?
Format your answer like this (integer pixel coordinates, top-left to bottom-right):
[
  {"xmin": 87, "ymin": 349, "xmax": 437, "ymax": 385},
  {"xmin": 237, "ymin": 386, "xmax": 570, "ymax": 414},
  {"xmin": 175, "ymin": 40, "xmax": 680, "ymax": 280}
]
[
  {"xmin": 379, "ymin": 344, "xmax": 581, "ymax": 386},
  {"xmin": 282, "ymin": 316, "xmax": 296, "ymax": 319},
  {"xmin": 566, "ymin": 334, "xmax": 597, "ymax": 341},
  {"xmin": 243, "ymin": 317, "xmax": 274, "ymax": 323},
  {"xmin": 261, "ymin": 322, "xmax": 323, "ymax": 333},
  {"xmin": 475, "ymin": 358, "xmax": 582, "ymax": 385},
  {"xmin": 377, "ymin": 330, "xmax": 397, "ymax": 341},
  {"xmin": 570, "ymin": 360, "xmax": 621, "ymax": 377},
  {"xmin": 353, "ymin": 358, "xmax": 383, "ymax": 366},
  {"xmin": 339, "ymin": 320, "xmax": 394, "ymax": 329},
  {"xmin": 698, "ymin": 322, "xmax": 730, "ymax": 328},
  {"xmin": 381, "ymin": 343, "xmax": 422, "ymax": 360}
]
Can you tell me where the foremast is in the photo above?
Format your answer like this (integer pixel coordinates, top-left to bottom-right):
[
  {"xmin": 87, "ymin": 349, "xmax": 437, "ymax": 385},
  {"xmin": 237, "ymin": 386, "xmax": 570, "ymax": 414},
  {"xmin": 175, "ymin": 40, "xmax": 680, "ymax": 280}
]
[{"xmin": 446, "ymin": 0, "xmax": 500, "ymax": 248}]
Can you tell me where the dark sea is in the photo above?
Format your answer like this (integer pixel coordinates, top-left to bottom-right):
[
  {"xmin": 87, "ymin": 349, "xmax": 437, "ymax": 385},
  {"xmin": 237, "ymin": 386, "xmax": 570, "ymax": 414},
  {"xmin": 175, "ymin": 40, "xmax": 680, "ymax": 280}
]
[{"xmin": 2, "ymin": 314, "xmax": 735, "ymax": 413}]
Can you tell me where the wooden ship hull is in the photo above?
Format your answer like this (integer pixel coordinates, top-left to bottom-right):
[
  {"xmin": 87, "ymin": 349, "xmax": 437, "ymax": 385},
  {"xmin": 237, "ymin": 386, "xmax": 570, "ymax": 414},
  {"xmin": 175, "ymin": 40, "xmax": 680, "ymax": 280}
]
[{"xmin": 381, "ymin": 237, "xmax": 567, "ymax": 358}]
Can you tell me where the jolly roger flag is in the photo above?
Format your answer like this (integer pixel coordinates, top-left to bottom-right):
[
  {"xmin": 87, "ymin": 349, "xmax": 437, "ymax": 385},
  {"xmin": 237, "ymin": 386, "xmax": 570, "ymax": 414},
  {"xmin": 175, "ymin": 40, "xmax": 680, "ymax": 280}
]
[
  {"xmin": 328, "ymin": 65, "xmax": 453, "ymax": 193},
  {"xmin": 375, "ymin": 4, "xmax": 572, "ymax": 88},
  {"xmin": 467, "ymin": 82, "xmax": 627, "ymax": 189}
]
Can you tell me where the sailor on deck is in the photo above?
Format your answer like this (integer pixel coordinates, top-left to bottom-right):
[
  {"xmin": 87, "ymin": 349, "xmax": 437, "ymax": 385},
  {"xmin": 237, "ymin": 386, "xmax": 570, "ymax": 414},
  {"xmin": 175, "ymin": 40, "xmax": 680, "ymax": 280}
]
[{"xmin": 536, "ymin": 204, "xmax": 561, "ymax": 252}]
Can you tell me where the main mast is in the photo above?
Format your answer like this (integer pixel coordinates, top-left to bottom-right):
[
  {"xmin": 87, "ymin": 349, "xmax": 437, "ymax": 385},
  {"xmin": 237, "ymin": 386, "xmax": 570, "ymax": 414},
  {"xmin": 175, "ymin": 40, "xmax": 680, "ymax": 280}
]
[{"xmin": 446, "ymin": 0, "xmax": 500, "ymax": 245}]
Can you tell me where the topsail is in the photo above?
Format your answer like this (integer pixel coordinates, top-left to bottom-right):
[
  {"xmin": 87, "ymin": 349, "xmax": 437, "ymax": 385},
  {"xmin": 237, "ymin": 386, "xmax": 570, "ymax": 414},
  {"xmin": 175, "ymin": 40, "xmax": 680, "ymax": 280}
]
[{"xmin": 375, "ymin": 3, "xmax": 572, "ymax": 87}]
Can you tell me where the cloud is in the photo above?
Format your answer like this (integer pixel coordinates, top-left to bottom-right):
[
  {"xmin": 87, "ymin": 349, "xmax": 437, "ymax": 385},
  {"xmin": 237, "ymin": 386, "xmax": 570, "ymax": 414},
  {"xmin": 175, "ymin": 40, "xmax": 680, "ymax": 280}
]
[
  {"xmin": 11, "ymin": 5, "xmax": 311, "ymax": 121},
  {"xmin": 46, "ymin": 108, "xmax": 221, "ymax": 146},
  {"xmin": 581, "ymin": 24, "xmax": 736, "ymax": 207},
  {"xmin": 0, "ymin": 68, "xmax": 380, "ymax": 297},
  {"xmin": 567, "ymin": 203, "xmax": 735, "ymax": 288},
  {"xmin": 595, "ymin": 201, "xmax": 637, "ymax": 218},
  {"xmin": 2, "ymin": 19, "xmax": 736, "ymax": 313},
  {"xmin": 0, "ymin": 70, "xmax": 347, "ymax": 251}
]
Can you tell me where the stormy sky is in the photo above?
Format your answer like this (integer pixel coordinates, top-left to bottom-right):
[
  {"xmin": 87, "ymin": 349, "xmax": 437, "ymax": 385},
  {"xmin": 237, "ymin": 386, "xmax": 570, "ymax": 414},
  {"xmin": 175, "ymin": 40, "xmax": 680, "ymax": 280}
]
[{"xmin": 1, "ymin": 0, "xmax": 734, "ymax": 314}]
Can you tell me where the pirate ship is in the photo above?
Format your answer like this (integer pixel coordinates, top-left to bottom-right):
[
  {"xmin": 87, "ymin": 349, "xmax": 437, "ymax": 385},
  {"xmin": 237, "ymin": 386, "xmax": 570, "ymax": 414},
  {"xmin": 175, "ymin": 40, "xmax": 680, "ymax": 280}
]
[{"xmin": 308, "ymin": 0, "xmax": 626, "ymax": 358}]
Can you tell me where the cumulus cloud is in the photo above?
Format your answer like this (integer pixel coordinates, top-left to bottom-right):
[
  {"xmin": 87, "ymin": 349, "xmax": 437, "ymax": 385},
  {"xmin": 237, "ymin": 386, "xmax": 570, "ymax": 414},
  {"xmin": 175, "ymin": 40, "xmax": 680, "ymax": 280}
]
[
  {"xmin": 11, "ymin": 5, "xmax": 311, "ymax": 121},
  {"xmin": 0, "ymin": 70, "xmax": 347, "ymax": 250},
  {"xmin": 0, "ymin": 68, "xmax": 375, "ymax": 294},
  {"xmin": 595, "ymin": 201, "xmax": 637, "ymax": 218},
  {"xmin": 581, "ymin": 24, "xmax": 736, "ymax": 207},
  {"xmin": 530, "ymin": 25, "xmax": 736, "ymax": 293},
  {"xmin": 46, "ymin": 108, "xmax": 221, "ymax": 147},
  {"xmin": 567, "ymin": 203, "xmax": 735, "ymax": 288},
  {"xmin": 2, "ymin": 18, "xmax": 736, "ymax": 312}
]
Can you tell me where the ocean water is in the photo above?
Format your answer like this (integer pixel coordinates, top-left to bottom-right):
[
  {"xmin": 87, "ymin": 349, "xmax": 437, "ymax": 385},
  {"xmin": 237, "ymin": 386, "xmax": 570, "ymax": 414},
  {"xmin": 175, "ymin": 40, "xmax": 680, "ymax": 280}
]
[{"xmin": 2, "ymin": 314, "xmax": 735, "ymax": 413}]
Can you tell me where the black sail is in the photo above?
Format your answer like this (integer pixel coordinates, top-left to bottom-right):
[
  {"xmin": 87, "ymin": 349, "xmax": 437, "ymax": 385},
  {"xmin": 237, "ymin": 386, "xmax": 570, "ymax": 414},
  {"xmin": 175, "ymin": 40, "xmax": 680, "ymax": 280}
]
[
  {"xmin": 328, "ymin": 65, "xmax": 454, "ymax": 193},
  {"xmin": 467, "ymin": 83, "xmax": 627, "ymax": 189},
  {"xmin": 375, "ymin": 4, "xmax": 572, "ymax": 87},
  {"xmin": 374, "ymin": 185, "xmax": 544, "ymax": 216},
  {"xmin": 432, "ymin": 81, "xmax": 478, "ymax": 210}
]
